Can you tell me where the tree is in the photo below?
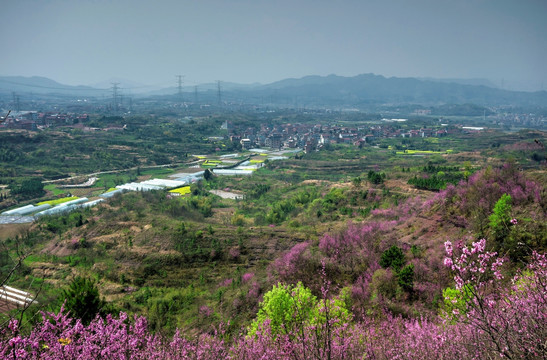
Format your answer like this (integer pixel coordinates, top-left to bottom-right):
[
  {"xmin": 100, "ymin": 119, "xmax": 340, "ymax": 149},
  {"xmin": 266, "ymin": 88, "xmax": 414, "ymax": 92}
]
[
  {"xmin": 367, "ymin": 170, "xmax": 385, "ymax": 185},
  {"xmin": 249, "ymin": 282, "xmax": 317, "ymax": 337},
  {"xmin": 443, "ymin": 239, "xmax": 547, "ymax": 359},
  {"xmin": 397, "ymin": 264, "xmax": 414, "ymax": 291},
  {"xmin": 8, "ymin": 178, "xmax": 44, "ymax": 199},
  {"xmin": 379, "ymin": 245, "xmax": 405, "ymax": 271},
  {"xmin": 203, "ymin": 168, "xmax": 213, "ymax": 181},
  {"xmin": 489, "ymin": 193, "xmax": 512, "ymax": 241},
  {"xmin": 62, "ymin": 277, "xmax": 105, "ymax": 325}
]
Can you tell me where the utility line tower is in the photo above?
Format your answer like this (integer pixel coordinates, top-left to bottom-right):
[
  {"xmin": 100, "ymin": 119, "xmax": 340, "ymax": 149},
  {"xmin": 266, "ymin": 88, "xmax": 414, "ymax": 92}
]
[
  {"xmin": 176, "ymin": 75, "xmax": 184, "ymax": 103},
  {"xmin": 12, "ymin": 92, "xmax": 20, "ymax": 112},
  {"xmin": 111, "ymin": 83, "xmax": 120, "ymax": 113},
  {"xmin": 194, "ymin": 85, "xmax": 198, "ymax": 104}
]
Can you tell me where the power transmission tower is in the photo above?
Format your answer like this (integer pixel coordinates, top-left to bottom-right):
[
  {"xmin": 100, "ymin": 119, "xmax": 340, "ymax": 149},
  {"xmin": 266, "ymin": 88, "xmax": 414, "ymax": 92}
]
[
  {"xmin": 111, "ymin": 83, "xmax": 120, "ymax": 113},
  {"xmin": 217, "ymin": 80, "xmax": 222, "ymax": 107},
  {"xmin": 194, "ymin": 85, "xmax": 198, "ymax": 104},
  {"xmin": 176, "ymin": 75, "xmax": 184, "ymax": 103}
]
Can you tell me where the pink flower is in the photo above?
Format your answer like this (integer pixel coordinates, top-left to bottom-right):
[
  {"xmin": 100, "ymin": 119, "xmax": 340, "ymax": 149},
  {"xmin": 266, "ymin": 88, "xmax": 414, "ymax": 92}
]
[
  {"xmin": 444, "ymin": 241, "xmax": 453, "ymax": 257},
  {"xmin": 510, "ymin": 218, "xmax": 518, "ymax": 225},
  {"xmin": 241, "ymin": 272, "xmax": 254, "ymax": 283}
]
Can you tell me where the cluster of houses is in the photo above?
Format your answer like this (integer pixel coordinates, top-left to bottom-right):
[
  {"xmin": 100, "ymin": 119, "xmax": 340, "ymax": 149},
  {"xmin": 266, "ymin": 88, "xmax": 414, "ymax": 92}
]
[
  {"xmin": 0, "ymin": 111, "xmax": 89, "ymax": 130},
  {"xmin": 223, "ymin": 120, "xmax": 460, "ymax": 153},
  {"xmin": 495, "ymin": 112, "xmax": 546, "ymax": 129}
]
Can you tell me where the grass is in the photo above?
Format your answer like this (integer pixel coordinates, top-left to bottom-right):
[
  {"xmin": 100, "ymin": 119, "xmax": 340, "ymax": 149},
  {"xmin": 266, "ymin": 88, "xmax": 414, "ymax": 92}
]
[
  {"xmin": 37, "ymin": 196, "xmax": 79, "ymax": 206},
  {"xmin": 139, "ymin": 168, "xmax": 175, "ymax": 176},
  {"xmin": 43, "ymin": 184, "xmax": 68, "ymax": 196},
  {"xmin": 23, "ymin": 254, "xmax": 48, "ymax": 265}
]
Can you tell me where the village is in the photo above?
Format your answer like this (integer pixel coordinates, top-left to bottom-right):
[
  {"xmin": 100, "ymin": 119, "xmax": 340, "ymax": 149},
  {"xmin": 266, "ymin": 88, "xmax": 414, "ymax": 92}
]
[{"xmin": 223, "ymin": 119, "xmax": 469, "ymax": 153}]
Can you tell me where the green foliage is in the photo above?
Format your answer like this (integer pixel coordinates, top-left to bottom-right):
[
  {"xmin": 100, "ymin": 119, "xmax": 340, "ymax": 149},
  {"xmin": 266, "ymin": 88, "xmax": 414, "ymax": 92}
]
[
  {"xmin": 248, "ymin": 184, "xmax": 270, "ymax": 199},
  {"xmin": 231, "ymin": 213, "xmax": 246, "ymax": 226},
  {"xmin": 367, "ymin": 170, "xmax": 385, "ymax": 185},
  {"xmin": 379, "ymin": 246, "xmax": 405, "ymax": 271},
  {"xmin": 489, "ymin": 193, "xmax": 512, "ymax": 240},
  {"xmin": 62, "ymin": 277, "xmax": 105, "ymax": 325},
  {"xmin": 442, "ymin": 284, "xmax": 473, "ymax": 321},
  {"xmin": 408, "ymin": 175, "xmax": 446, "ymax": 191},
  {"xmin": 397, "ymin": 264, "xmax": 414, "ymax": 291},
  {"xmin": 8, "ymin": 177, "xmax": 44, "ymax": 199},
  {"xmin": 370, "ymin": 268, "xmax": 399, "ymax": 299},
  {"xmin": 147, "ymin": 286, "xmax": 199, "ymax": 331},
  {"xmin": 248, "ymin": 281, "xmax": 351, "ymax": 338},
  {"xmin": 249, "ymin": 282, "xmax": 317, "ymax": 337}
]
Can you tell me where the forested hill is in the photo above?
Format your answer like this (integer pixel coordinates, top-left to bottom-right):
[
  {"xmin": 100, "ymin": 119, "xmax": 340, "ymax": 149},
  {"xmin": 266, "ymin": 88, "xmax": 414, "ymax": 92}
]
[
  {"xmin": 3, "ymin": 74, "xmax": 547, "ymax": 107},
  {"xmin": 243, "ymin": 73, "xmax": 547, "ymax": 107}
]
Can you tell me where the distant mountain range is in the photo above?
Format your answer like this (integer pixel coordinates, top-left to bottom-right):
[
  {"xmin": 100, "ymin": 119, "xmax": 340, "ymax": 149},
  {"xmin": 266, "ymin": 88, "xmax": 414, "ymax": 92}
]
[
  {"xmin": 1, "ymin": 74, "xmax": 546, "ymax": 108},
  {"xmin": 0, "ymin": 76, "xmax": 107, "ymax": 96}
]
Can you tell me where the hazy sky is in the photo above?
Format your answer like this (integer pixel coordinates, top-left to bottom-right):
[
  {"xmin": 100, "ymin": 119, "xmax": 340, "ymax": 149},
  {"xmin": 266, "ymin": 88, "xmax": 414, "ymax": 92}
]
[{"xmin": 1, "ymin": 0, "xmax": 546, "ymax": 91}]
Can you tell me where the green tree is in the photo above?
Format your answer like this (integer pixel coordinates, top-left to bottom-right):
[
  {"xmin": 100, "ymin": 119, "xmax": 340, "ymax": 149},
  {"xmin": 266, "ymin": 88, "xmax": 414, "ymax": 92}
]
[
  {"xmin": 379, "ymin": 245, "xmax": 405, "ymax": 271},
  {"xmin": 249, "ymin": 282, "xmax": 316, "ymax": 337},
  {"xmin": 62, "ymin": 276, "xmax": 105, "ymax": 325},
  {"xmin": 248, "ymin": 282, "xmax": 350, "ymax": 338},
  {"xmin": 203, "ymin": 168, "xmax": 213, "ymax": 181},
  {"xmin": 489, "ymin": 193, "xmax": 512, "ymax": 240},
  {"xmin": 367, "ymin": 170, "xmax": 385, "ymax": 185},
  {"xmin": 397, "ymin": 264, "xmax": 415, "ymax": 291}
]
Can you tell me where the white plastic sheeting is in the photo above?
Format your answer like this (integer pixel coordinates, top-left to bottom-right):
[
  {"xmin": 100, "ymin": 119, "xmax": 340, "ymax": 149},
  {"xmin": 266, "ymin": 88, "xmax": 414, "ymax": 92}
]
[
  {"xmin": 100, "ymin": 189, "xmax": 124, "ymax": 198},
  {"xmin": 140, "ymin": 179, "xmax": 186, "ymax": 189},
  {"xmin": 116, "ymin": 183, "xmax": 163, "ymax": 191},
  {"xmin": 212, "ymin": 169, "xmax": 254, "ymax": 176},
  {"xmin": 1, "ymin": 204, "xmax": 51, "ymax": 216},
  {"xmin": 0, "ymin": 216, "xmax": 34, "ymax": 224},
  {"xmin": 79, "ymin": 199, "xmax": 105, "ymax": 208},
  {"xmin": 1, "ymin": 205, "xmax": 36, "ymax": 215},
  {"xmin": 55, "ymin": 198, "xmax": 89, "ymax": 207}
]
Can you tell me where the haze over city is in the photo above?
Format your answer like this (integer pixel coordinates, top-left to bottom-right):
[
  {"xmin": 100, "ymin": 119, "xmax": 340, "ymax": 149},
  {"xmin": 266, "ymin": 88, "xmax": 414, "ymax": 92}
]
[{"xmin": 1, "ymin": 0, "xmax": 546, "ymax": 91}]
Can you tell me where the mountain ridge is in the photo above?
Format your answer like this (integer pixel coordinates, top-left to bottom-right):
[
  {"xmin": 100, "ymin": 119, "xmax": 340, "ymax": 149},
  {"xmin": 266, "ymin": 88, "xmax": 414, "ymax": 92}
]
[{"xmin": 2, "ymin": 74, "xmax": 546, "ymax": 107}]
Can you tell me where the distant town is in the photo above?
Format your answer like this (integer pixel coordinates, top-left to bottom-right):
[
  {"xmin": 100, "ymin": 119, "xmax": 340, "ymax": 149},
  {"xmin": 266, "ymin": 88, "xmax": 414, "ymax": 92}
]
[{"xmin": 223, "ymin": 119, "xmax": 479, "ymax": 153}]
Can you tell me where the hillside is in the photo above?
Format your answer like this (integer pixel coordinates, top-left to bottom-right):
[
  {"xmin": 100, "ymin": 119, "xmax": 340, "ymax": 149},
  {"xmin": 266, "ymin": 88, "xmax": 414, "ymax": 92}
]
[{"xmin": 0, "ymin": 115, "xmax": 545, "ymax": 359}]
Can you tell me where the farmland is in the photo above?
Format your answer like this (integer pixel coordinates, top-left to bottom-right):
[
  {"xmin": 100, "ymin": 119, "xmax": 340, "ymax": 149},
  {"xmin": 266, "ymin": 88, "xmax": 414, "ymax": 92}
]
[{"xmin": 0, "ymin": 112, "xmax": 546, "ymax": 358}]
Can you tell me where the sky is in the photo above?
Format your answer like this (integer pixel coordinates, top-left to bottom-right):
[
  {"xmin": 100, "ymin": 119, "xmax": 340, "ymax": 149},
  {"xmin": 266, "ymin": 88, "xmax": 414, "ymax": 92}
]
[{"xmin": 1, "ymin": 0, "xmax": 546, "ymax": 91}]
